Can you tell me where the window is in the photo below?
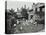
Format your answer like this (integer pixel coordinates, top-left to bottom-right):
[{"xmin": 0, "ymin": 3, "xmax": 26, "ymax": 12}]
[{"xmin": 30, "ymin": 15, "xmax": 33, "ymax": 19}]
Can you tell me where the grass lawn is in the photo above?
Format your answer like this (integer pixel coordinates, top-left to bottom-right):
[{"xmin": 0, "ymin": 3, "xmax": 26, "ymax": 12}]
[{"xmin": 14, "ymin": 21, "xmax": 44, "ymax": 33}]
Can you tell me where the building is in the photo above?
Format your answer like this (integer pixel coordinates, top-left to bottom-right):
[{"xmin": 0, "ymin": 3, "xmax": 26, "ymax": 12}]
[{"xmin": 27, "ymin": 3, "xmax": 45, "ymax": 20}]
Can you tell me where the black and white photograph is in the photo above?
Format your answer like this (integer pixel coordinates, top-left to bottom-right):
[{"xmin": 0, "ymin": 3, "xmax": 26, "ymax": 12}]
[{"xmin": 5, "ymin": 1, "xmax": 45, "ymax": 34}]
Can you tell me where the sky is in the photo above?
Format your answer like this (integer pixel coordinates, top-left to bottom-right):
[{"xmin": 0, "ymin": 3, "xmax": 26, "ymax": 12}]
[{"xmin": 7, "ymin": 1, "xmax": 33, "ymax": 9}]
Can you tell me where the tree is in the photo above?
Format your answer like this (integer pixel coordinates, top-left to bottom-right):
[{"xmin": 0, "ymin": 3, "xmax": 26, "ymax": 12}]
[{"xmin": 21, "ymin": 8, "xmax": 28, "ymax": 19}]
